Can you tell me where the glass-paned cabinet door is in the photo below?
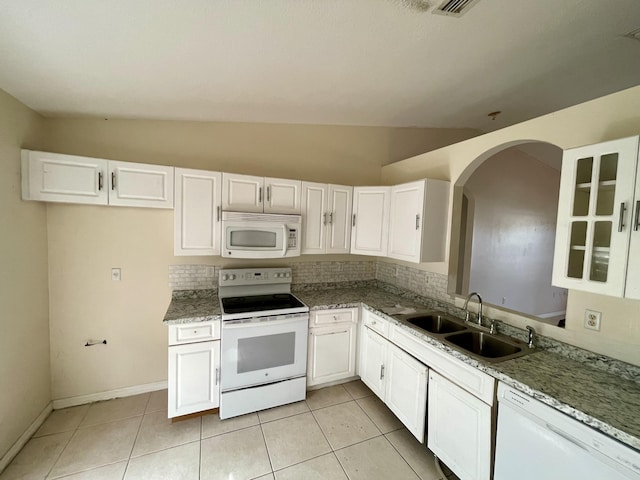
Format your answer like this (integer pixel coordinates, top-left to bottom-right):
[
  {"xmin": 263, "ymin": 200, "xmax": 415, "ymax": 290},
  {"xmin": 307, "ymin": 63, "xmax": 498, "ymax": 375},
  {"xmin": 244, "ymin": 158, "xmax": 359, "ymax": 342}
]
[{"xmin": 552, "ymin": 136, "xmax": 639, "ymax": 296}]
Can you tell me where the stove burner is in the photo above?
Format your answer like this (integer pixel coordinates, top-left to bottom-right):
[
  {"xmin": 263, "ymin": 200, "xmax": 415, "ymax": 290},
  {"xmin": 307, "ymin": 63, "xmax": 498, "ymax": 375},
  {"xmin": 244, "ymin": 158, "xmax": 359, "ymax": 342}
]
[{"xmin": 221, "ymin": 293, "xmax": 305, "ymax": 315}]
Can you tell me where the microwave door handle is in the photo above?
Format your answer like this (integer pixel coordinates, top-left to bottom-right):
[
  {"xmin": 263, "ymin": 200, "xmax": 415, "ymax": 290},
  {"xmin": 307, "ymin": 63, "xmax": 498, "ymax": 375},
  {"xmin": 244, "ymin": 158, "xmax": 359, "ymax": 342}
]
[{"xmin": 282, "ymin": 224, "xmax": 288, "ymax": 256}]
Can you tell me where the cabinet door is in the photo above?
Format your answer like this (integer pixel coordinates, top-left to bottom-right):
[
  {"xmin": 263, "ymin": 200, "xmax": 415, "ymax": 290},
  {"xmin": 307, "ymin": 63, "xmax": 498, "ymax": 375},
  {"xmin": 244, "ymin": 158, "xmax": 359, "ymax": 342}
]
[
  {"xmin": 327, "ymin": 185, "xmax": 353, "ymax": 254},
  {"xmin": 301, "ymin": 182, "xmax": 328, "ymax": 254},
  {"xmin": 222, "ymin": 173, "xmax": 264, "ymax": 212},
  {"xmin": 168, "ymin": 341, "xmax": 220, "ymax": 418},
  {"xmin": 307, "ymin": 323, "xmax": 357, "ymax": 387},
  {"xmin": 174, "ymin": 168, "xmax": 222, "ymax": 256},
  {"xmin": 385, "ymin": 344, "xmax": 428, "ymax": 443},
  {"xmin": 351, "ymin": 186, "xmax": 391, "ymax": 256},
  {"xmin": 22, "ymin": 150, "xmax": 108, "ymax": 205},
  {"xmin": 552, "ymin": 136, "xmax": 639, "ymax": 297},
  {"xmin": 265, "ymin": 177, "xmax": 302, "ymax": 214},
  {"xmin": 358, "ymin": 327, "xmax": 387, "ymax": 400},
  {"xmin": 388, "ymin": 180, "xmax": 425, "ymax": 263},
  {"xmin": 108, "ymin": 161, "xmax": 174, "ymax": 208},
  {"xmin": 428, "ymin": 370, "xmax": 492, "ymax": 480},
  {"xmin": 625, "ymin": 158, "xmax": 640, "ymax": 300}
]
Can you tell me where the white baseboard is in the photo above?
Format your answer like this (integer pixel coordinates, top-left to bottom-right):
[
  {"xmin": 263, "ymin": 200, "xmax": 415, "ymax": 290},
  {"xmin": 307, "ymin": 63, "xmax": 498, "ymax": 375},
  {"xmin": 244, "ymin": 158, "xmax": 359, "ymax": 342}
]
[
  {"xmin": 52, "ymin": 380, "xmax": 168, "ymax": 410},
  {"xmin": 0, "ymin": 402, "xmax": 53, "ymax": 474}
]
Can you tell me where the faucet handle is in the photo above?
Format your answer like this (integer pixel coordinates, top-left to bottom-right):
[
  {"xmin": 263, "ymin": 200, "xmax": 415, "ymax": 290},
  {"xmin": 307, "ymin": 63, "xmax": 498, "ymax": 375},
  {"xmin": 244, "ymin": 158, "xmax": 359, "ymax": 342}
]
[
  {"xmin": 489, "ymin": 319, "xmax": 497, "ymax": 334},
  {"xmin": 526, "ymin": 325, "xmax": 536, "ymax": 348}
]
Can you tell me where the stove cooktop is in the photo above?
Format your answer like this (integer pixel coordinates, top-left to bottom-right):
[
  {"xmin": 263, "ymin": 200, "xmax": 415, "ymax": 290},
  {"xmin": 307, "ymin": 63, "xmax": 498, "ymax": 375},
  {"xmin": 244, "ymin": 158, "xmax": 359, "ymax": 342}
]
[{"xmin": 220, "ymin": 293, "xmax": 306, "ymax": 315}]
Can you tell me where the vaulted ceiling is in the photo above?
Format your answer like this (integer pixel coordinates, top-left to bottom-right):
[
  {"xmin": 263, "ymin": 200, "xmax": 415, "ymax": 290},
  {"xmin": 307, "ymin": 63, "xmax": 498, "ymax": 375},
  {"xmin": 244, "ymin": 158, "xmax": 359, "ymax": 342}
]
[{"xmin": 1, "ymin": 0, "xmax": 639, "ymax": 131}]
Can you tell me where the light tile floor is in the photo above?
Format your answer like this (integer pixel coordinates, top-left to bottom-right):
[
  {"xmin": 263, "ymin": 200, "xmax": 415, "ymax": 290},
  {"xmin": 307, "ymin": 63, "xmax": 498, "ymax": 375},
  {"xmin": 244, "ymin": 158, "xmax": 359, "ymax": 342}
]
[{"xmin": 0, "ymin": 381, "xmax": 459, "ymax": 480}]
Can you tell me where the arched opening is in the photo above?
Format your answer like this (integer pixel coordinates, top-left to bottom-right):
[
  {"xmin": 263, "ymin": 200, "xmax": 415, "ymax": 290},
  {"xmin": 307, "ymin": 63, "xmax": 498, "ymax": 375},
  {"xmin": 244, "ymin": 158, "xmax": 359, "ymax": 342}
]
[{"xmin": 448, "ymin": 140, "xmax": 567, "ymax": 327}]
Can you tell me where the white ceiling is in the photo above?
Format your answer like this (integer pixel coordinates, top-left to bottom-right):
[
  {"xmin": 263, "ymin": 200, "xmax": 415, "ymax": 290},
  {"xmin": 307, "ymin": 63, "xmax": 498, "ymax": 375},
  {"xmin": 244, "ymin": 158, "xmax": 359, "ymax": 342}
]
[{"xmin": 1, "ymin": 0, "xmax": 639, "ymax": 131}]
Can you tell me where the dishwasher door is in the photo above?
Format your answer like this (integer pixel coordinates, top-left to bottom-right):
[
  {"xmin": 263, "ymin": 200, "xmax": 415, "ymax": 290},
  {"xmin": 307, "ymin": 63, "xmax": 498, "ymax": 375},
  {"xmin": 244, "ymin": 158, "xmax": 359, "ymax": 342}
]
[{"xmin": 494, "ymin": 383, "xmax": 640, "ymax": 480}]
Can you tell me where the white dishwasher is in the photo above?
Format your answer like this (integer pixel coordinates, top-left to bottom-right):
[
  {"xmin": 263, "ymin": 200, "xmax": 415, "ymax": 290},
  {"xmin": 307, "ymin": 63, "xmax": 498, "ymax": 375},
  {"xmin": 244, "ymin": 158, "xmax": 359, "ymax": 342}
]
[{"xmin": 494, "ymin": 382, "xmax": 640, "ymax": 480}]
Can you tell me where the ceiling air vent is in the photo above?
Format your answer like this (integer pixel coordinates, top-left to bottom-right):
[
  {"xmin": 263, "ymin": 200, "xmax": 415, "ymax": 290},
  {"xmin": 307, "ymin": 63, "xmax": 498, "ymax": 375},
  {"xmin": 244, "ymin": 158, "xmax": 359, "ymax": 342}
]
[{"xmin": 433, "ymin": 0, "xmax": 481, "ymax": 17}]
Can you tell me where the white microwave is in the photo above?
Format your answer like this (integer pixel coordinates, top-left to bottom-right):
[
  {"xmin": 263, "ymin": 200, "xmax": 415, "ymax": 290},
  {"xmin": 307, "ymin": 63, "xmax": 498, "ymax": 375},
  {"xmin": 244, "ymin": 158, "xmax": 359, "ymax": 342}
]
[{"xmin": 221, "ymin": 211, "xmax": 301, "ymax": 258}]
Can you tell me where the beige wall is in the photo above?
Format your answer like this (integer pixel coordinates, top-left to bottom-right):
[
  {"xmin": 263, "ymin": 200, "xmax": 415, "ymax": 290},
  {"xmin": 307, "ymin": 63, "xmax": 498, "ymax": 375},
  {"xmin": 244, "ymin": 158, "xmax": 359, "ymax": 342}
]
[
  {"xmin": 383, "ymin": 85, "xmax": 640, "ymax": 366},
  {"xmin": 42, "ymin": 118, "xmax": 458, "ymax": 400},
  {"xmin": 0, "ymin": 91, "xmax": 49, "ymax": 459},
  {"xmin": 41, "ymin": 119, "xmax": 476, "ymax": 185}
]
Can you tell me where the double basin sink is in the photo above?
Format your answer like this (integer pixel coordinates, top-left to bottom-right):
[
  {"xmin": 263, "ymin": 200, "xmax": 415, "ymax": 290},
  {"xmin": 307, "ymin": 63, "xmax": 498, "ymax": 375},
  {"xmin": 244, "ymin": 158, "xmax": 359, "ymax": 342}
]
[{"xmin": 393, "ymin": 311, "xmax": 535, "ymax": 363}]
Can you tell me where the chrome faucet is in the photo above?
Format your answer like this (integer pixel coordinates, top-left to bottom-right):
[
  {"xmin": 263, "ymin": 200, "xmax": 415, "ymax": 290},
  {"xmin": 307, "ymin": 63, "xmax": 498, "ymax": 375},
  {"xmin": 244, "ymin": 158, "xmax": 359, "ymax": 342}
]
[
  {"xmin": 526, "ymin": 325, "xmax": 536, "ymax": 348},
  {"xmin": 463, "ymin": 292, "xmax": 483, "ymax": 327}
]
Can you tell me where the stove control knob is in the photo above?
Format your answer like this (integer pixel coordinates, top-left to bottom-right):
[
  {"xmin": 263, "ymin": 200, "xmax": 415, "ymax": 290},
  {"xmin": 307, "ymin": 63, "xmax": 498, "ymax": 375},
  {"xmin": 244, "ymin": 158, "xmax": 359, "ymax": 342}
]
[
  {"xmin": 229, "ymin": 274, "xmax": 236, "ymax": 280},
  {"xmin": 285, "ymin": 272, "xmax": 291, "ymax": 278},
  {"xmin": 275, "ymin": 273, "xmax": 282, "ymax": 278},
  {"xmin": 222, "ymin": 274, "xmax": 229, "ymax": 281}
]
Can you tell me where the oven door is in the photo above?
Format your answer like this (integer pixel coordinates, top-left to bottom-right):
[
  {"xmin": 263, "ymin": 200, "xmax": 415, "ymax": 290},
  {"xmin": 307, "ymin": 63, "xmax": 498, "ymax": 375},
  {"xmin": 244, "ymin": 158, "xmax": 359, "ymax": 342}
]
[{"xmin": 220, "ymin": 313, "xmax": 308, "ymax": 391}]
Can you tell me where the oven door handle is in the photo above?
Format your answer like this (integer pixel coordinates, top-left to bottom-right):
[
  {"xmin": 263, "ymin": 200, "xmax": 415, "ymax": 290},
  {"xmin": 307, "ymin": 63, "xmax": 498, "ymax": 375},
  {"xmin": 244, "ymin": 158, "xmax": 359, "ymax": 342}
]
[{"xmin": 223, "ymin": 316, "xmax": 308, "ymax": 329}]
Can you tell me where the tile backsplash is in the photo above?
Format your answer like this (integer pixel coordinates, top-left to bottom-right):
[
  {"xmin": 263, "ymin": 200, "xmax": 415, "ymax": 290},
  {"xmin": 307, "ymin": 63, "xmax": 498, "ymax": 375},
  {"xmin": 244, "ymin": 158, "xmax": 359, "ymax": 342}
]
[{"xmin": 168, "ymin": 260, "xmax": 453, "ymax": 305}]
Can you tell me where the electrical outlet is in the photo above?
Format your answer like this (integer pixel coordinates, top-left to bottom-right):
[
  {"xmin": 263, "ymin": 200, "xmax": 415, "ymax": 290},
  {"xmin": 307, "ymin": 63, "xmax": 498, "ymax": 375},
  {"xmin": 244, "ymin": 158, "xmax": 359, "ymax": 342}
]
[
  {"xmin": 394, "ymin": 266, "xmax": 399, "ymax": 277},
  {"xmin": 111, "ymin": 268, "xmax": 122, "ymax": 282},
  {"xmin": 501, "ymin": 297, "xmax": 507, "ymax": 305},
  {"xmin": 584, "ymin": 309, "xmax": 601, "ymax": 331}
]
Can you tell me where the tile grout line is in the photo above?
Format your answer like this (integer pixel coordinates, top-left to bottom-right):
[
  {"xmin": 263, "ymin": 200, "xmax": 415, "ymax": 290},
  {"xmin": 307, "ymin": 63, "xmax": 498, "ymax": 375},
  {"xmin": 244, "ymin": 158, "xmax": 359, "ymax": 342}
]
[
  {"xmin": 307, "ymin": 405, "xmax": 353, "ymax": 480},
  {"xmin": 384, "ymin": 431, "xmax": 437, "ymax": 480},
  {"xmin": 122, "ymin": 393, "xmax": 151, "ymax": 480},
  {"xmin": 198, "ymin": 417, "xmax": 202, "ymax": 480},
  {"xmin": 258, "ymin": 422, "xmax": 276, "ymax": 477},
  {"xmin": 44, "ymin": 403, "xmax": 93, "ymax": 479}
]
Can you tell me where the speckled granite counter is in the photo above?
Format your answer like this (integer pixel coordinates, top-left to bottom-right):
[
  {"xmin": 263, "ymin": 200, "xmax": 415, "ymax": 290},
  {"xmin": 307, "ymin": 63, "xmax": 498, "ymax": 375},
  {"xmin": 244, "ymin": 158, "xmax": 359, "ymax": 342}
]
[
  {"xmin": 163, "ymin": 285, "xmax": 640, "ymax": 451},
  {"xmin": 163, "ymin": 289, "xmax": 221, "ymax": 324}
]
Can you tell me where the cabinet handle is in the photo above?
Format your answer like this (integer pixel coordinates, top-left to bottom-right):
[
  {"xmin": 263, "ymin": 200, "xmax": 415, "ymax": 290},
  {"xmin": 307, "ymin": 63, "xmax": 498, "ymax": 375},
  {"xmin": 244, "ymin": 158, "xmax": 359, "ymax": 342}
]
[
  {"xmin": 380, "ymin": 364, "xmax": 385, "ymax": 380},
  {"xmin": 111, "ymin": 172, "xmax": 116, "ymax": 190},
  {"xmin": 634, "ymin": 200, "xmax": 640, "ymax": 231},
  {"xmin": 415, "ymin": 214, "xmax": 420, "ymax": 230},
  {"xmin": 215, "ymin": 368, "xmax": 220, "ymax": 385},
  {"xmin": 618, "ymin": 202, "xmax": 627, "ymax": 232},
  {"xmin": 329, "ymin": 212, "xmax": 333, "ymax": 224},
  {"xmin": 266, "ymin": 186, "xmax": 270, "ymax": 202},
  {"xmin": 352, "ymin": 214, "xmax": 356, "ymax": 227},
  {"xmin": 98, "ymin": 172, "xmax": 103, "ymax": 191},
  {"xmin": 217, "ymin": 206, "xmax": 221, "ymax": 222},
  {"xmin": 259, "ymin": 187, "xmax": 263, "ymax": 203},
  {"xmin": 323, "ymin": 213, "xmax": 328, "ymax": 226}
]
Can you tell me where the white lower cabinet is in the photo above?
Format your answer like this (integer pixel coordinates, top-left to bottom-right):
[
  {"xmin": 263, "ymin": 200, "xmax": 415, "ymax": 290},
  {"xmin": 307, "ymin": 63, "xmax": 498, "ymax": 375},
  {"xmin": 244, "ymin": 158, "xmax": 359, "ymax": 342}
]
[
  {"xmin": 359, "ymin": 315, "xmax": 428, "ymax": 442},
  {"xmin": 168, "ymin": 321, "xmax": 220, "ymax": 418},
  {"xmin": 307, "ymin": 308, "xmax": 358, "ymax": 387},
  {"xmin": 359, "ymin": 326, "xmax": 389, "ymax": 399},
  {"xmin": 428, "ymin": 370, "xmax": 492, "ymax": 480},
  {"xmin": 385, "ymin": 345, "xmax": 428, "ymax": 442}
]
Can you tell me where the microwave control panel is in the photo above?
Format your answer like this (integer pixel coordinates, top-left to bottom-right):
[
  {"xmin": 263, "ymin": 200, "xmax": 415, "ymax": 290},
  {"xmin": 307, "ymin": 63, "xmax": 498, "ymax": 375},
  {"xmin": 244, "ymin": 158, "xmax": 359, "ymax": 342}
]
[{"xmin": 288, "ymin": 228, "xmax": 297, "ymax": 248}]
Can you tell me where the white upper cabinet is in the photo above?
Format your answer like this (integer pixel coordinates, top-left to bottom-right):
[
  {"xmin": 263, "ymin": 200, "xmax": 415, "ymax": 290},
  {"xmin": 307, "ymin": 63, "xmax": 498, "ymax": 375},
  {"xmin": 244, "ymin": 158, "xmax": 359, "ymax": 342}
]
[
  {"xmin": 22, "ymin": 150, "xmax": 174, "ymax": 208},
  {"xmin": 301, "ymin": 182, "xmax": 352, "ymax": 254},
  {"xmin": 174, "ymin": 168, "xmax": 223, "ymax": 256},
  {"xmin": 222, "ymin": 173, "xmax": 301, "ymax": 214},
  {"xmin": 552, "ymin": 136, "xmax": 640, "ymax": 298},
  {"xmin": 108, "ymin": 160, "xmax": 174, "ymax": 208},
  {"xmin": 388, "ymin": 179, "xmax": 450, "ymax": 263},
  {"xmin": 264, "ymin": 177, "xmax": 302, "ymax": 214},
  {"xmin": 222, "ymin": 173, "xmax": 264, "ymax": 213},
  {"xmin": 22, "ymin": 150, "xmax": 108, "ymax": 205},
  {"xmin": 351, "ymin": 186, "xmax": 391, "ymax": 256},
  {"xmin": 327, "ymin": 185, "xmax": 353, "ymax": 253}
]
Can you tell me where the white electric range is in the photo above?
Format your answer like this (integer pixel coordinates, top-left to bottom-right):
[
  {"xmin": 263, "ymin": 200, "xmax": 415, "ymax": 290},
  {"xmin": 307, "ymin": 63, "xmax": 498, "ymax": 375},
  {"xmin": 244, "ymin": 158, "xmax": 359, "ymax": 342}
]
[{"xmin": 218, "ymin": 267, "xmax": 309, "ymax": 419}]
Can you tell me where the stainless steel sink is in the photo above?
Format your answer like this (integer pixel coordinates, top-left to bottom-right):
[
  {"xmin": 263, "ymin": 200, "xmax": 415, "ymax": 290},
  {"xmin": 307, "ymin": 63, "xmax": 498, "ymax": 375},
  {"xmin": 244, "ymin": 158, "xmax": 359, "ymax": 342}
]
[
  {"xmin": 444, "ymin": 331, "xmax": 521, "ymax": 359},
  {"xmin": 392, "ymin": 310, "xmax": 535, "ymax": 363},
  {"xmin": 402, "ymin": 312, "xmax": 467, "ymax": 334}
]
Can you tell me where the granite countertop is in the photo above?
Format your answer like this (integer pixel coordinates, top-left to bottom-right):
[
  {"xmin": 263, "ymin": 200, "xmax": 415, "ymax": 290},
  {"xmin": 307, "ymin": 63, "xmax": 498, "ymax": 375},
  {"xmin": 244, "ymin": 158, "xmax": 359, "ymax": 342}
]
[{"xmin": 162, "ymin": 285, "xmax": 640, "ymax": 451}]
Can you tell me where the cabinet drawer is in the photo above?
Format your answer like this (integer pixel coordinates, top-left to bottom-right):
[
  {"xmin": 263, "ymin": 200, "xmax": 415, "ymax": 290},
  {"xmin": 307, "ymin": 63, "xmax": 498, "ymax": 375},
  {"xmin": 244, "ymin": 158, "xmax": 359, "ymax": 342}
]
[
  {"xmin": 310, "ymin": 308, "xmax": 358, "ymax": 327},
  {"xmin": 168, "ymin": 320, "xmax": 220, "ymax": 345},
  {"xmin": 390, "ymin": 326, "xmax": 495, "ymax": 405},
  {"xmin": 362, "ymin": 308, "xmax": 390, "ymax": 338}
]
